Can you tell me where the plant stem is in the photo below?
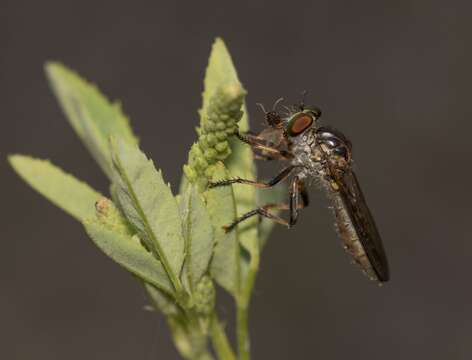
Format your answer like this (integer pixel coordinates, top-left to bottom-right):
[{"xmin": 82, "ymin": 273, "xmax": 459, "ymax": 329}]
[
  {"xmin": 194, "ymin": 351, "xmax": 215, "ymax": 360},
  {"xmin": 236, "ymin": 301, "xmax": 250, "ymax": 360},
  {"xmin": 236, "ymin": 245, "xmax": 260, "ymax": 360},
  {"xmin": 211, "ymin": 315, "xmax": 236, "ymax": 360}
]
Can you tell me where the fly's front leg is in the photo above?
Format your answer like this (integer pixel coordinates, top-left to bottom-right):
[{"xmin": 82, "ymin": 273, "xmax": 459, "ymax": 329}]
[
  {"xmin": 235, "ymin": 132, "xmax": 292, "ymax": 160},
  {"xmin": 208, "ymin": 165, "xmax": 297, "ymax": 189},
  {"xmin": 235, "ymin": 131, "xmax": 273, "ymax": 147}
]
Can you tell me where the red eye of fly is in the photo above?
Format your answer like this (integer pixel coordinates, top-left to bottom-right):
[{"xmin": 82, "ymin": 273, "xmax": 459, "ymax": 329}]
[{"xmin": 287, "ymin": 113, "xmax": 313, "ymax": 136}]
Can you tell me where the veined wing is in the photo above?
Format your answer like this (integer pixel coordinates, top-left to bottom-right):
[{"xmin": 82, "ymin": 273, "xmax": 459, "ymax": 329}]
[{"xmin": 331, "ymin": 168, "xmax": 390, "ymax": 282}]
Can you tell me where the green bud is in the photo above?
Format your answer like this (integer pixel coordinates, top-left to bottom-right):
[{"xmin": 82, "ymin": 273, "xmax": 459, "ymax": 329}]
[
  {"xmin": 219, "ymin": 114, "xmax": 229, "ymax": 122},
  {"xmin": 225, "ymin": 126, "xmax": 237, "ymax": 135},
  {"xmin": 204, "ymin": 167, "xmax": 215, "ymax": 179},
  {"xmin": 204, "ymin": 121, "xmax": 216, "ymax": 132},
  {"xmin": 197, "ymin": 157, "xmax": 209, "ymax": 170},
  {"xmin": 193, "ymin": 276, "xmax": 215, "ymax": 317},
  {"xmin": 216, "ymin": 149, "xmax": 231, "ymax": 160},
  {"xmin": 206, "ymin": 133, "xmax": 217, "ymax": 146},
  {"xmin": 216, "ymin": 121, "xmax": 226, "ymax": 130},
  {"xmin": 199, "ymin": 135, "xmax": 209, "ymax": 149},
  {"xmin": 203, "ymin": 148, "xmax": 217, "ymax": 161},
  {"xmin": 215, "ymin": 141, "xmax": 228, "ymax": 153},
  {"xmin": 183, "ymin": 165, "xmax": 197, "ymax": 181},
  {"xmin": 215, "ymin": 131, "xmax": 227, "ymax": 141}
]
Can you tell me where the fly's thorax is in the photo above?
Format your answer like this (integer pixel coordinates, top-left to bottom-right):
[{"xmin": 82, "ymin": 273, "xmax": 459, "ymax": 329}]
[
  {"xmin": 289, "ymin": 129, "xmax": 321, "ymax": 176},
  {"xmin": 315, "ymin": 126, "xmax": 353, "ymax": 166},
  {"xmin": 313, "ymin": 126, "xmax": 353, "ymax": 191},
  {"xmin": 302, "ymin": 127, "xmax": 349, "ymax": 192}
]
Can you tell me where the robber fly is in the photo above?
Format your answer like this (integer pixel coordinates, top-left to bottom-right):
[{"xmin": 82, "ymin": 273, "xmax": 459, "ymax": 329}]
[{"xmin": 209, "ymin": 98, "xmax": 390, "ymax": 283}]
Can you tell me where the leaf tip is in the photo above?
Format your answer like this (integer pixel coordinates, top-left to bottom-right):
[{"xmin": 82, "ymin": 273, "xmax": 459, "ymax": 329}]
[
  {"xmin": 8, "ymin": 154, "xmax": 32, "ymax": 174},
  {"xmin": 214, "ymin": 36, "xmax": 224, "ymax": 45},
  {"xmin": 7, "ymin": 153, "xmax": 20, "ymax": 166},
  {"xmin": 44, "ymin": 61, "xmax": 66, "ymax": 80}
]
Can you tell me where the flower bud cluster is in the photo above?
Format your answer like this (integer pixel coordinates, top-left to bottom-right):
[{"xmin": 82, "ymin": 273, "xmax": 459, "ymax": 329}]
[
  {"xmin": 184, "ymin": 83, "xmax": 246, "ymax": 186},
  {"xmin": 193, "ymin": 275, "xmax": 216, "ymax": 317}
]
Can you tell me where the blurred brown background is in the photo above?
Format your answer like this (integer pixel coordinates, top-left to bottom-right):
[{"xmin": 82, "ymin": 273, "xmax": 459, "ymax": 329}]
[{"xmin": 2, "ymin": 0, "xmax": 471, "ymax": 359}]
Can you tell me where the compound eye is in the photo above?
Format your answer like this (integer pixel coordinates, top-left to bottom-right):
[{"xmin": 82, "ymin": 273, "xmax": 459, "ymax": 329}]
[{"xmin": 286, "ymin": 113, "xmax": 313, "ymax": 136}]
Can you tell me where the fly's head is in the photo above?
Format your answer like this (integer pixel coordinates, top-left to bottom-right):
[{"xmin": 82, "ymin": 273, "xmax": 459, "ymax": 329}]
[
  {"xmin": 282, "ymin": 105, "xmax": 322, "ymax": 174},
  {"xmin": 284, "ymin": 105, "xmax": 322, "ymax": 138}
]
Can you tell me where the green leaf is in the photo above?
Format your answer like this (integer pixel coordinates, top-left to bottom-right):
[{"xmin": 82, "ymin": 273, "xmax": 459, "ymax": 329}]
[
  {"xmin": 84, "ymin": 219, "xmax": 174, "ymax": 296},
  {"xmin": 110, "ymin": 137, "xmax": 185, "ymax": 292},
  {"xmin": 45, "ymin": 62, "xmax": 138, "ymax": 179},
  {"xmin": 179, "ymin": 185, "xmax": 214, "ymax": 291},
  {"xmin": 144, "ymin": 282, "xmax": 182, "ymax": 317},
  {"xmin": 226, "ymin": 108, "xmax": 259, "ymax": 268},
  {"xmin": 182, "ymin": 38, "xmax": 246, "ymax": 190},
  {"xmin": 212, "ymin": 41, "xmax": 259, "ymax": 287},
  {"xmin": 206, "ymin": 163, "xmax": 239, "ymax": 296},
  {"xmin": 201, "ymin": 38, "xmax": 240, "ymax": 117},
  {"xmin": 95, "ymin": 196, "xmax": 135, "ymax": 235},
  {"xmin": 198, "ymin": 37, "xmax": 259, "ymax": 289},
  {"xmin": 8, "ymin": 155, "xmax": 102, "ymax": 221}
]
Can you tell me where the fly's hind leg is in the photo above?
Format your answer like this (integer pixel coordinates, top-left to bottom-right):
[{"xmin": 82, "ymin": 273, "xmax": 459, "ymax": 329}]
[
  {"xmin": 223, "ymin": 177, "xmax": 309, "ymax": 232},
  {"xmin": 223, "ymin": 204, "xmax": 289, "ymax": 232}
]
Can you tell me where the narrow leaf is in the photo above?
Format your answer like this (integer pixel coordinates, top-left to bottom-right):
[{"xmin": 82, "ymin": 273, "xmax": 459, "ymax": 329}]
[
  {"xmin": 199, "ymin": 38, "xmax": 259, "ymax": 278},
  {"xmin": 207, "ymin": 163, "xmax": 239, "ymax": 296},
  {"xmin": 45, "ymin": 62, "xmax": 138, "ymax": 179},
  {"xmin": 226, "ymin": 115, "xmax": 259, "ymax": 262},
  {"xmin": 110, "ymin": 138, "xmax": 185, "ymax": 290},
  {"xmin": 214, "ymin": 42, "xmax": 259, "ymax": 281},
  {"xmin": 8, "ymin": 155, "xmax": 101, "ymax": 221},
  {"xmin": 84, "ymin": 219, "xmax": 174, "ymax": 296},
  {"xmin": 179, "ymin": 185, "xmax": 214, "ymax": 291},
  {"xmin": 181, "ymin": 38, "xmax": 246, "ymax": 191},
  {"xmin": 201, "ymin": 38, "xmax": 240, "ymax": 117}
]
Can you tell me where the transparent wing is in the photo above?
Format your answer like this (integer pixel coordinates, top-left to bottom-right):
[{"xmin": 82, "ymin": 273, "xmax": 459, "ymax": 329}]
[{"xmin": 333, "ymin": 169, "xmax": 390, "ymax": 282}]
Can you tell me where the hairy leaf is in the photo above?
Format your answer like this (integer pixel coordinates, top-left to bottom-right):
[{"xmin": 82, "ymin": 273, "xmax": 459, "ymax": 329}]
[
  {"xmin": 201, "ymin": 38, "xmax": 240, "ymax": 117},
  {"xmin": 207, "ymin": 163, "xmax": 239, "ymax": 296},
  {"xmin": 110, "ymin": 138, "xmax": 185, "ymax": 290},
  {"xmin": 182, "ymin": 38, "xmax": 245, "ymax": 189},
  {"xmin": 179, "ymin": 185, "xmax": 214, "ymax": 291},
  {"xmin": 8, "ymin": 155, "xmax": 101, "ymax": 221},
  {"xmin": 84, "ymin": 219, "xmax": 174, "ymax": 296},
  {"xmin": 226, "ymin": 111, "xmax": 259, "ymax": 275},
  {"xmin": 212, "ymin": 41, "xmax": 259, "ymax": 285},
  {"xmin": 144, "ymin": 282, "xmax": 182, "ymax": 317},
  {"xmin": 45, "ymin": 62, "xmax": 138, "ymax": 179}
]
